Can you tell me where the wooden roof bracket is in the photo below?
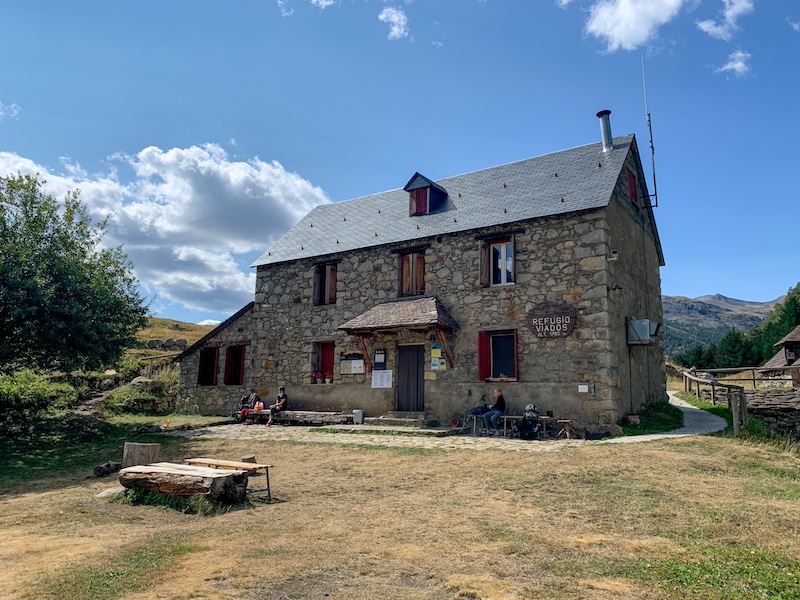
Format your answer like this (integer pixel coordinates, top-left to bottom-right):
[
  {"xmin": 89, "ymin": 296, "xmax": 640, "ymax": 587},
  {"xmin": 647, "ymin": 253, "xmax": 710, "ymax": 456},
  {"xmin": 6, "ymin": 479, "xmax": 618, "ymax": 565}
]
[
  {"xmin": 435, "ymin": 328, "xmax": 455, "ymax": 369},
  {"xmin": 356, "ymin": 334, "xmax": 373, "ymax": 373}
]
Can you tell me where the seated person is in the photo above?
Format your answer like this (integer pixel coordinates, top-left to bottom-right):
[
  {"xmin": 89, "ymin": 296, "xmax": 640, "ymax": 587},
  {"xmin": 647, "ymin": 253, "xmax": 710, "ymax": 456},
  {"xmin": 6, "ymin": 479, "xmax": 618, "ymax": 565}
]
[
  {"xmin": 238, "ymin": 388, "xmax": 261, "ymax": 421},
  {"xmin": 483, "ymin": 388, "xmax": 506, "ymax": 436},
  {"xmin": 266, "ymin": 387, "xmax": 288, "ymax": 426}
]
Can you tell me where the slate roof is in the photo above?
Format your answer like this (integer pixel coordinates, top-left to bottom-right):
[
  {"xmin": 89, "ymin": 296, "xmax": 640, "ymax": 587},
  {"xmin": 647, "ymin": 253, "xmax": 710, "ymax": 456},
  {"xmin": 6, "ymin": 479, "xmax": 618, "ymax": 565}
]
[
  {"xmin": 173, "ymin": 302, "xmax": 254, "ymax": 361},
  {"xmin": 253, "ymin": 135, "xmax": 651, "ymax": 267},
  {"xmin": 774, "ymin": 325, "xmax": 800, "ymax": 347},
  {"xmin": 338, "ymin": 297, "xmax": 459, "ymax": 333},
  {"xmin": 759, "ymin": 348, "xmax": 799, "ymax": 372}
]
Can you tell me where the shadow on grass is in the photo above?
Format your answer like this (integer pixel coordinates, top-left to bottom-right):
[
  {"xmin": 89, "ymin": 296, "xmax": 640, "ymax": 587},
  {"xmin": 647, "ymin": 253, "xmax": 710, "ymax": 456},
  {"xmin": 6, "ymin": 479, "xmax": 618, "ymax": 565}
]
[{"xmin": 0, "ymin": 411, "xmax": 198, "ymax": 496}]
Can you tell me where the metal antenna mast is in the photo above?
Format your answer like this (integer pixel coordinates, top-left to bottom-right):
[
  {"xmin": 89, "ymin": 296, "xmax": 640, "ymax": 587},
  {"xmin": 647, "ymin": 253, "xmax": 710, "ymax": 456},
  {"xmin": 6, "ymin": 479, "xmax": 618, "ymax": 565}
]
[{"xmin": 641, "ymin": 52, "xmax": 658, "ymax": 208}]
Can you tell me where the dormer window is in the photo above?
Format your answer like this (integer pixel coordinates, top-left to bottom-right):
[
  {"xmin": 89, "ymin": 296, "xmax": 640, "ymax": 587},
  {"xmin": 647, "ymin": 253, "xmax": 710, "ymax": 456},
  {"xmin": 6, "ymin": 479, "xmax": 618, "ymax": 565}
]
[{"xmin": 403, "ymin": 172, "xmax": 447, "ymax": 217}]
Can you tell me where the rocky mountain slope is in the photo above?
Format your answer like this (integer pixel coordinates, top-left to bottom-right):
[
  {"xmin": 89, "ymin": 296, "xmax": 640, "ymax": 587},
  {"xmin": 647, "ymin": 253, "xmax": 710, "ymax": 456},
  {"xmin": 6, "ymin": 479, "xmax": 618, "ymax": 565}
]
[{"xmin": 662, "ymin": 293, "xmax": 784, "ymax": 357}]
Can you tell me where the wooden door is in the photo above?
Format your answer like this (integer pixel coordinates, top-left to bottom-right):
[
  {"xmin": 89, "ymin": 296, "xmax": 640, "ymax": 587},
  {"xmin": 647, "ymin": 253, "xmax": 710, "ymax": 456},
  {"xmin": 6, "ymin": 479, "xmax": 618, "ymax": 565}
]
[{"xmin": 397, "ymin": 345, "xmax": 424, "ymax": 412}]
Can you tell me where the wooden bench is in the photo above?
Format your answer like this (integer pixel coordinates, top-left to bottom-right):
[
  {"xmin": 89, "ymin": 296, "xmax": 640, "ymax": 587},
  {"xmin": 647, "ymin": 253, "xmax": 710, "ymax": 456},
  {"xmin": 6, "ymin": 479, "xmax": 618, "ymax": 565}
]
[
  {"xmin": 246, "ymin": 410, "xmax": 352, "ymax": 426},
  {"xmin": 185, "ymin": 457, "xmax": 274, "ymax": 500}
]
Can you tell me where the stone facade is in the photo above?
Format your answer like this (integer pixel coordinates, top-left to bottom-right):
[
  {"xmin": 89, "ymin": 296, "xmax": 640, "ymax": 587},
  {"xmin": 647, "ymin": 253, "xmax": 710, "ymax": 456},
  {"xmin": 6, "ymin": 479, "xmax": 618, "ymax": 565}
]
[
  {"xmin": 177, "ymin": 305, "xmax": 254, "ymax": 415},
  {"xmin": 178, "ymin": 129, "xmax": 666, "ymax": 432},
  {"xmin": 746, "ymin": 389, "xmax": 800, "ymax": 438}
]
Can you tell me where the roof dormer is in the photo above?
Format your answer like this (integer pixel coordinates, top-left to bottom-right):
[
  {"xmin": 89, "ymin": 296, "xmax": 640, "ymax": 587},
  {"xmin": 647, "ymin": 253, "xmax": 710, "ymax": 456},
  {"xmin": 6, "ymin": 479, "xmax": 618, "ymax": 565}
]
[{"xmin": 404, "ymin": 172, "xmax": 447, "ymax": 216}]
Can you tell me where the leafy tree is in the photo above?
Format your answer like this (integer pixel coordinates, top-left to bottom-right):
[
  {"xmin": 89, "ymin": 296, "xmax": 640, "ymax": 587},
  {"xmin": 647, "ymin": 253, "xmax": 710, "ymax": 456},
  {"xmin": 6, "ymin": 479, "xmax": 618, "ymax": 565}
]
[
  {"xmin": 0, "ymin": 174, "xmax": 148, "ymax": 373},
  {"xmin": 713, "ymin": 329, "xmax": 756, "ymax": 368},
  {"xmin": 747, "ymin": 282, "xmax": 800, "ymax": 364}
]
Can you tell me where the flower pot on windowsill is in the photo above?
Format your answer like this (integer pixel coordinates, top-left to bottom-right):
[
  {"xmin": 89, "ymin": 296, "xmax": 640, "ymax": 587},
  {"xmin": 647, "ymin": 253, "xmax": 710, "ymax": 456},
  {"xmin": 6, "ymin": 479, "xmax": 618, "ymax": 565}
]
[{"xmin": 325, "ymin": 379, "xmax": 332, "ymax": 384}]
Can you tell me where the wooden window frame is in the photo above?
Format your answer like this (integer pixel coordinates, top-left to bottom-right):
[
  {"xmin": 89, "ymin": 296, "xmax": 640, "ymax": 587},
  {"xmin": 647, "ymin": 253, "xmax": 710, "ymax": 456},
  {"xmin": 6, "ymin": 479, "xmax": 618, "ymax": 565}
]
[
  {"xmin": 479, "ymin": 236, "xmax": 515, "ymax": 287},
  {"xmin": 223, "ymin": 345, "xmax": 246, "ymax": 386},
  {"xmin": 197, "ymin": 347, "xmax": 219, "ymax": 386},
  {"xmin": 313, "ymin": 262, "xmax": 338, "ymax": 306},
  {"xmin": 409, "ymin": 187, "xmax": 429, "ymax": 216},
  {"xmin": 400, "ymin": 251, "xmax": 426, "ymax": 297},
  {"xmin": 478, "ymin": 330, "xmax": 519, "ymax": 381}
]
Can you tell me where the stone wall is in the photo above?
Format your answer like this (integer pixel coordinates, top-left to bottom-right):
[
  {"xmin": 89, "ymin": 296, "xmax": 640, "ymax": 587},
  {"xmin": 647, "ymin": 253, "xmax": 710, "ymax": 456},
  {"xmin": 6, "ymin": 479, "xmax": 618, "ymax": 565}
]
[
  {"xmin": 746, "ymin": 389, "xmax": 800, "ymax": 437},
  {"xmin": 248, "ymin": 163, "xmax": 665, "ymax": 431},
  {"xmin": 177, "ymin": 307, "xmax": 254, "ymax": 415}
]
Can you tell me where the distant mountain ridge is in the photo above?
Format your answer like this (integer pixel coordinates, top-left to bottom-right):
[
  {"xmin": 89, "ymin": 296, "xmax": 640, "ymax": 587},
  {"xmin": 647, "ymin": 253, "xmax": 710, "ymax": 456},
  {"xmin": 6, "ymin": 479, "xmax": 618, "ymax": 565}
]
[{"xmin": 662, "ymin": 293, "xmax": 784, "ymax": 357}]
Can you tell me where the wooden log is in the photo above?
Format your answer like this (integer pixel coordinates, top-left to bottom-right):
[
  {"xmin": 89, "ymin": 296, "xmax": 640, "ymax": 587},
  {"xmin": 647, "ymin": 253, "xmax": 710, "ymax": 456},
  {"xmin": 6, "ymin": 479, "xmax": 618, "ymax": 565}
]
[
  {"xmin": 94, "ymin": 460, "xmax": 122, "ymax": 477},
  {"xmin": 122, "ymin": 442, "xmax": 161, "ymax": 468},
  {"xmin": 118, "ymin": 462, "xmax": 248, "ymax": 503}
]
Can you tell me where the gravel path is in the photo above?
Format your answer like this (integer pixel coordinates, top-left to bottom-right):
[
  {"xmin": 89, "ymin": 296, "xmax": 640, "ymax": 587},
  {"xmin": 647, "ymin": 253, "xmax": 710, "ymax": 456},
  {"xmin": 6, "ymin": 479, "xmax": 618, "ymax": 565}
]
[{"xmin": 169, "ymin": 392, "xmax": 726, "ymax": 453}]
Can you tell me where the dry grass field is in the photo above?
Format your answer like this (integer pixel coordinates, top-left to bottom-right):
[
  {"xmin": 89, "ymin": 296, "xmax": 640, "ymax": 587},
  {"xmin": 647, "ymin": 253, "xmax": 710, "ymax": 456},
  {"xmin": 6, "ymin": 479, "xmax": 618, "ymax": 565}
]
[{"xmin": 2, "ymin": 427, "xmax": 800, "ymax": 600}]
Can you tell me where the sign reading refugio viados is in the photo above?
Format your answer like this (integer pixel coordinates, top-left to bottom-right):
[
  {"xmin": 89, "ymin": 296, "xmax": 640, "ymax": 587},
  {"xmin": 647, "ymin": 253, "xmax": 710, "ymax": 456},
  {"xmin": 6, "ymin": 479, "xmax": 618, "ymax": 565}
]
[{"xmin": 527, "ymin": 301, "xmax": 577, "ymax": 338}]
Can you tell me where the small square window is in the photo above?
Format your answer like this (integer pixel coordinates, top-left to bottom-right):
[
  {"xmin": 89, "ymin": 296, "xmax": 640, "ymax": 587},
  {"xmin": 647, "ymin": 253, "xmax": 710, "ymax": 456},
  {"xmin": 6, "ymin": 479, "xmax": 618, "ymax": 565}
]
[{"xmin": 480, "ymin": 237, "xmax": 515, "ymax": 287}]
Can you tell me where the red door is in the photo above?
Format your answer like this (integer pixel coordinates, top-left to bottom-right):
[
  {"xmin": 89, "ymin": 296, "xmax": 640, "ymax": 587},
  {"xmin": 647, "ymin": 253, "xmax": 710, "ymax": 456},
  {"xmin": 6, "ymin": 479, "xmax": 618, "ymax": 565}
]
[{"xmin": 321, "ymin": 342, "xmax": 335, "ymax": 378}]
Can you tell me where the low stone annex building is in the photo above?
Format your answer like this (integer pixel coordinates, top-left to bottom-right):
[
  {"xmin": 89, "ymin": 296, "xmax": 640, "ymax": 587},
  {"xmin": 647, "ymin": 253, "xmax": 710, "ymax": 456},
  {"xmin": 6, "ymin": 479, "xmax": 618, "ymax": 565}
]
[{"xmin": 176, "ymin": 110, "xmax": 666, "ymax": 433}]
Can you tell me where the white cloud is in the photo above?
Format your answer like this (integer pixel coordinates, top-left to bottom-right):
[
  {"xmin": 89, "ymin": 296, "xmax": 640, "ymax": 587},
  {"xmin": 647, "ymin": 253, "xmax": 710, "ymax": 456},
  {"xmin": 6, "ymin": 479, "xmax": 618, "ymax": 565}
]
[
  {"xmin": 311, "ymin": 0, "xmax": 336, "ymax": 8},
  {"xmin": 277, "ymin": 0, "xmax": 294, "ymax": 17},
  {"xmin": 0, "ymin": 101, "xmax": 21, "ymax": 120},
  {"xmin": 789, "ymin": 19, "xmax": 800, "ymax": 33},
  {"xmin": 0, "ymin": 145, "xmax": 330, "ymax": 317},
  {"xmin": 379, "ymin": 6, "xmax": 409, "ymax": 40},
  {"xmin": 555, "ymin": 0, "xmax": 574, "ymax": 7},
  {"xmin": 585, "ymin": 0, "xmax": 686, "ymax": 52},
  {"xmin": 714, "ymin": 49, "xmax": 751, "ymax": 77},
  {"xmin": 697, "ymin": 0, "xmax": 753, "ymax": 40}
]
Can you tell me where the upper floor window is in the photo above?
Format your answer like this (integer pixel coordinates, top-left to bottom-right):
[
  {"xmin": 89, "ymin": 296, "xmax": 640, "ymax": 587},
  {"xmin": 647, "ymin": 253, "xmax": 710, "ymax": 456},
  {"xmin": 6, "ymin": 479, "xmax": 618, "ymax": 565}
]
[
  {"xmin": 410, "ymin": 188, "xmax": 429, "ymax": 216},
  {"xmin": 403, "ymin": 172, "xmax": 448, "ymax": 216},
  {"xmin": 400, "ymin": 252, "xmax": 425, "ymax": 297},
  {"xmin": 480, "ymin": 236, "xmax": 515, "ymax": 287},
  {"xmin": 313, "ymin": 262, "xmax": 337, "ymax": 306}
]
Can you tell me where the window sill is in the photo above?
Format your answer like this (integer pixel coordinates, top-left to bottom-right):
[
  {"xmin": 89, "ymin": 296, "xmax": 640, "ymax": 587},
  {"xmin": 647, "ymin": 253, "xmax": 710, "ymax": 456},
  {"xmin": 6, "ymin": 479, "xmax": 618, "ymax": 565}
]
[{"xmin": 485, "ymin": 378, "xmax": 518, "ymax": 382}]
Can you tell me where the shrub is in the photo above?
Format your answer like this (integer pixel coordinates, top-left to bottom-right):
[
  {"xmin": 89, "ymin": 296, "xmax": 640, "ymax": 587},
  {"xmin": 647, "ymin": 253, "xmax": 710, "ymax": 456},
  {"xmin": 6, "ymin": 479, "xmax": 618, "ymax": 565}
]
[
  {"xmin": 100, "ymin": 385, "xmax": 160, "ymax": 414},
  {"xmin": 0, "ymin": 370, "xmax": 82, "ymax": 419}
]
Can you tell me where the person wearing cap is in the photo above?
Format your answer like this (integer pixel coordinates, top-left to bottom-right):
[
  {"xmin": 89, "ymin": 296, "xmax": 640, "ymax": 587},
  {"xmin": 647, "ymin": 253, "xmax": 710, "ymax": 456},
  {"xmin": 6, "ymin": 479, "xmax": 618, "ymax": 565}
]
[
  {"xmin": 483, "ymin": 388, "xmax": 506, "ymax": 436},
  {"xmin": 266, "ymin": 386, "xmax": 288, "ymax": 426}
]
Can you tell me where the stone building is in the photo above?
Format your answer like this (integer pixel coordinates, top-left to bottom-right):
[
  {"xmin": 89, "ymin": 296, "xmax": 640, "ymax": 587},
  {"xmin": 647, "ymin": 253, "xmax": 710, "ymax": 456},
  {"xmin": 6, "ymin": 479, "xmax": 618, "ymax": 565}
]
[{"xmin": 177, "ymin": 111, "xmax": 666, "ymax": 432}]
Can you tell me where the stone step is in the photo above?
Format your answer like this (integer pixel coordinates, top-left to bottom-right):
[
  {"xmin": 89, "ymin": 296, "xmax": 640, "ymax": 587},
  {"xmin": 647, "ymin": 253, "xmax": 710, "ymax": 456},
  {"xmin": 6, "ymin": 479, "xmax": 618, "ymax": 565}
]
[{"xmin": 364, "ymin": 416, "xmax": 424, "ymax": 427}]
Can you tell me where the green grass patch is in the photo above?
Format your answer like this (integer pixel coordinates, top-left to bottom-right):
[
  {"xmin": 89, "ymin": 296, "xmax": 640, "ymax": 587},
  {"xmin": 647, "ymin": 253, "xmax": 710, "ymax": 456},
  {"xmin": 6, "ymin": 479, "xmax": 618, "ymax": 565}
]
[
  {"xmin": 620, "ymin": 400, "xmax": 684, "ymax": 436},
  {"xmin": 0, "ymin": 411, "xmax": 222, "ymax": 492},
  {"xmin": 615, "ymin": 545, "xmax": 800, "ymax": 599},
  {"xmin": 115, "ymin": 488, "xmax": 225, "ymax": 515},
  {"xmin": 27, "ymin": 534, "xmax": 196, "ymax": 600}
]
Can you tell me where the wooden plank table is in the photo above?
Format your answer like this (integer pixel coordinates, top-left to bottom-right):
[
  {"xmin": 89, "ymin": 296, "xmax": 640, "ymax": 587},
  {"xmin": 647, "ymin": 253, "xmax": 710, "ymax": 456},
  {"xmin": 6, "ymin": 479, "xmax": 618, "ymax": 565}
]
[{"xmin": 184, "ymin": 457, "xmax": 274, "ymax": 500}]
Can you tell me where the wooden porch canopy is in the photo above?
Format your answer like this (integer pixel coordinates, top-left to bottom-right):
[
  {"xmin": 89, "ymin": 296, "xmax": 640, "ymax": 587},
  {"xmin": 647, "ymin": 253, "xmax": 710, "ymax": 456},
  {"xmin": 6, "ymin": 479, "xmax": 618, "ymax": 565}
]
[{"xmin": 338, "ymin": 297, "xmax": 459, "ymax": 370}]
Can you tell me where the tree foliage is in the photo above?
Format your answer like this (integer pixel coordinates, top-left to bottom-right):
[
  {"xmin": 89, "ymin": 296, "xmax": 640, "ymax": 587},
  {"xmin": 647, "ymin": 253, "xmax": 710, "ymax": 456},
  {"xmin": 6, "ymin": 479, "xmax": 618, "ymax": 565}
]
[
  {"xmin": 672, "ymin": 282, "xmax": 800, "ymax": 369},
  {"xmin": 0, "ymin": 174, "xmax": 148, "ymax": 373}
]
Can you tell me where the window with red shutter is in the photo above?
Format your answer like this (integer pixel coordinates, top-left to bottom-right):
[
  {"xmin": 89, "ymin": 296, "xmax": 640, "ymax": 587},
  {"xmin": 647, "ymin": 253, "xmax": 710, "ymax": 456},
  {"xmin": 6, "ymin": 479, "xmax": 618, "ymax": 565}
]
[
  {"xmin": 224, "ymin": 345, "xmax": 245, "ymax": 385},
  {"xmin": 477, "ymin": 330, "xmax": 518, "ymax": 380},
  {"xmin": 313, "ymin": 262, "xmax": 338, "ymax": 305},
  {"xmin": 197, "ymin": 347, "xmax": 219, "ymax": 386}
]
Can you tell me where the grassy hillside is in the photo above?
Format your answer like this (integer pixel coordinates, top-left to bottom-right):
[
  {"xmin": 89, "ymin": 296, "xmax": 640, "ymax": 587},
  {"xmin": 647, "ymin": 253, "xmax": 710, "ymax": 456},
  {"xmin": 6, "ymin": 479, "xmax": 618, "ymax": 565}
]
[{"xmin": 136, "ymin": 318, "xmax": 215, "ymax": 346}]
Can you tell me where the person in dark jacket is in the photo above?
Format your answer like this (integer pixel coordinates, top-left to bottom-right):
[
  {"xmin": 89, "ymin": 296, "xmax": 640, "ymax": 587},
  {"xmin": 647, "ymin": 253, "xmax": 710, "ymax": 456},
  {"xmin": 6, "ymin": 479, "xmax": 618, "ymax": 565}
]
[
  {"xmin": 266, "ymin": 386, "xmax": 288, "ymax": 426},
  {"xmin": 483, "ymin": 388, "xmax": 506, "ymax": 435}
]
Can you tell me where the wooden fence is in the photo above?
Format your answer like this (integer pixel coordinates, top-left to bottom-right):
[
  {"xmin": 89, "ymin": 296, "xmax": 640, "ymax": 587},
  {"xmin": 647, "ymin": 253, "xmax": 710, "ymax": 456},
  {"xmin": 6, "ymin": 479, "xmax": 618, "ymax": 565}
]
[{"xmin": 681, "ymin": 368, "xmax": 748, "ymax": 435}]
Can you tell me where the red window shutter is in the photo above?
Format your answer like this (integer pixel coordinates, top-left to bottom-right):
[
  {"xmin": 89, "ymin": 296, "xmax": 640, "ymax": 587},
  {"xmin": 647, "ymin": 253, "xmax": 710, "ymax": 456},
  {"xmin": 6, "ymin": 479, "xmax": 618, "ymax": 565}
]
[
  {"xmin": 512, "ymin": 329, "xmax": 519, "ymax": 380},
  {"xmin": 327, "ymin": 264, "xmax": 337, "ymax": 304},
  {"xmin": 418, "ymin": 188, "xmax": 428, "ymax": 214},
  {"xmin": 415, "ymin": 253, "xmax": 425, "ymax": 295},
  {"xmin": 224, "ymin": 347, "xmax": 234, "ymax": 384},
  {"xmin": 478, "ymin": 332, "xmax": 490, "ymax": 380},
  {"xmin": 238, "ymin": 346, "xmax": 246, "ymax": 385},
  {"xmin": 627, "ymin": 169, "xmax": 637, "ymax": 206}
]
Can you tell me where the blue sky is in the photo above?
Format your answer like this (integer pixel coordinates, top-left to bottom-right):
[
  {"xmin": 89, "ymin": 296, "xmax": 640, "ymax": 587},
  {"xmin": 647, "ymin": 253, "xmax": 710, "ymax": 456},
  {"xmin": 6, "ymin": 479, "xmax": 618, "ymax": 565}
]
[{"xmin": 1, "ymin": 1, "xmax": 797, "ymax": 324}]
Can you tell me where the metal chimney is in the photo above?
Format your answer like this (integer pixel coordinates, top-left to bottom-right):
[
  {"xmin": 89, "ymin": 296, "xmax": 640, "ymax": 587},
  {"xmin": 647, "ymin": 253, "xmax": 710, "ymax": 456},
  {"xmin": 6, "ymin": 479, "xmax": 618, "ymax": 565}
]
[{"xmin": 596, "ymin": 109, "xmax": 613, "ymax": 152}]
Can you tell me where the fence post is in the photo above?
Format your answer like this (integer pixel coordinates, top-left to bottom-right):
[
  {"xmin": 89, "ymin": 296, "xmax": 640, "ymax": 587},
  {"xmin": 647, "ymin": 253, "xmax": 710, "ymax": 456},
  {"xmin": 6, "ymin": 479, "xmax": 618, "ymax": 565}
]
[
  {"xmin": 740, "ymin": 389, "xmax": 748, "ymax": 431},
  {"xmin": 730, "ymin": 390, "xmax": 740, "ymax": 436},
  {"xmin": 711, "ymin": 383, "xmax": 716, "ymax": 406}
]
